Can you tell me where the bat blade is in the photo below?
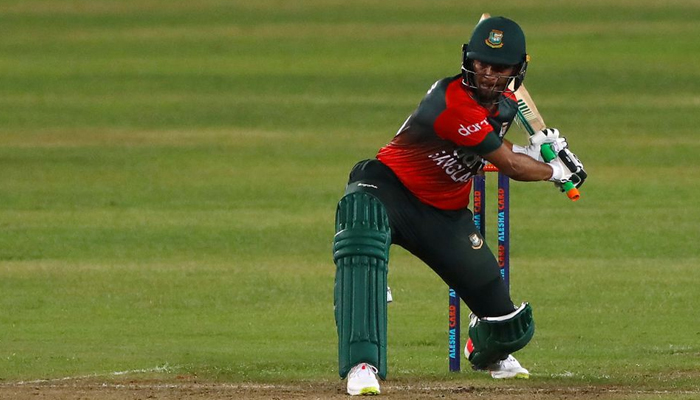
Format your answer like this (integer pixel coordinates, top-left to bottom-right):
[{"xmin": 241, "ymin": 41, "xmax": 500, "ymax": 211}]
[{"xmin": 513, "ymin": 84, "xmax": 546, "ymax": 134}]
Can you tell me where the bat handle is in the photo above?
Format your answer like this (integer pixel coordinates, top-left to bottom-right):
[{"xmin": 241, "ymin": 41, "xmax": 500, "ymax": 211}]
[
  {"xmin": 541, "ymin": 144, "xmax": 581, "ymax": 202},
  {"xmin": 563, "ymin": 182, "xmax": 580, "ymax": 201}
]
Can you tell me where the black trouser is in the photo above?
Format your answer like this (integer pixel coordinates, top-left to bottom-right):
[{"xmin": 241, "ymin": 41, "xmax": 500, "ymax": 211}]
[{"xmin": 344, "ymin": 159, "xmax": 514, "ymax": 318}]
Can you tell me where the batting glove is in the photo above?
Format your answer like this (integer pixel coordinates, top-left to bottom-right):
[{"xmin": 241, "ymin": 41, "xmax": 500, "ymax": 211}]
[
  {"xmin": 548, "ymin": 147, "xmax": 586, "ymax": 188},
  {"xmin": 530, "ymin": 128, "xmax": 560, "ymax": 146},
  {"xmin": 513, "ymin": 129, "xmax": 567, "ymax": 162}
]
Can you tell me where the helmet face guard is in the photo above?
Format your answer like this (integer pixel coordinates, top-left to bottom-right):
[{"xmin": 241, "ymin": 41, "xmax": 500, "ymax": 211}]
[
  {"xmin": 461, "ymin": 44, "xmax": 528, "ymax": 104},
  {"xmin": 460, "ymin": 16, "xmax": 529, "ymax": 105}
]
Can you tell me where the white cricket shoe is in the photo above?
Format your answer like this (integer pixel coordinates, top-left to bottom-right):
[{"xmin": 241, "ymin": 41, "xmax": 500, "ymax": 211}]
[
  {"xmin": 487, "ymin": 354, "xmax": 530, "ymax": 379},
  {"xmin": 346, "ymin": 363, "xmax": 380, "ymax": 396}
]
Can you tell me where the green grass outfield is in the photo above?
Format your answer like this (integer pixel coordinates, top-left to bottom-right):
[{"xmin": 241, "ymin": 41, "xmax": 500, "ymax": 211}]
[{"xmin": 1, "ymin": 0, "xmax": 699, "ymax": 397}]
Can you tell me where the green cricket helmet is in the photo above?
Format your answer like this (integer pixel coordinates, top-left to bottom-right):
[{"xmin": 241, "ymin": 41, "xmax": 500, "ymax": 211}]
[{"xmin": 461, "ymin": 16, "xmax": 529, "ymax": 97}]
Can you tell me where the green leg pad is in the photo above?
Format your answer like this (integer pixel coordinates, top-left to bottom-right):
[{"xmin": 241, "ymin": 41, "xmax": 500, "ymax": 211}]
[
  {"xmin": 468, "ymin": 303, "xmax": 535, "ymax": 369},
  {"xmin": 333, "ymin": 192, "xmax": 391, "ymax": 380}
]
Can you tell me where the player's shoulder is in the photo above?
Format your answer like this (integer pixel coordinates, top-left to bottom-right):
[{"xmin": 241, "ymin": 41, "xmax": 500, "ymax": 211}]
[
  {"xmin": 413, "ymin": 75, "xmax": 460, "ymax": 124},
  {"xmin": 441, "ymin": 77, "xmax": 482, "ymax": 111},
  {"xmin": 423, "ymin": 75, "xmax": 482, "ymax": 111},
  {"xmin": 424, "ymin": 75, "xmax": 460, "ymax": 99},
  {"xmin": 441, "ymin": 78, "xmax": 489, "ymax": 122}
]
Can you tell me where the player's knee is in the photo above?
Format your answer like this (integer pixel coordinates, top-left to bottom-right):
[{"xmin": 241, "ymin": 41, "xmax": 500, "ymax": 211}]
[
  {"xmin": 333, "ymin": 192, "xmax": 391, "ymax": 264},
  {"xmin": 466, "ymin": 303, "xmax": 535, "ymax": 369}
]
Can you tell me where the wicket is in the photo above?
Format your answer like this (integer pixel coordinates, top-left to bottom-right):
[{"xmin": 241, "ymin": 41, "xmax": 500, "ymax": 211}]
[{"xmin": 448, "ymin": 165, "xmax": 510, "ymax": 372}]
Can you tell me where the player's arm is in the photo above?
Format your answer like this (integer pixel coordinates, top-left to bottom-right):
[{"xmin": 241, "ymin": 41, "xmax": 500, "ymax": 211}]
[
  {"xmin": 432, "ymin": 106, "xmax": 585, "ymax": 185},
  {"xmin": 485, "ymin": 134, "xmax": 586, "ymax": 186},
  {"xmin": 482, "ymin": 142, "xmax": 553, "ymax": 181},
  {"xmin": 434, "ymin": 116, "xmax": 555, "ymax": 181},
  {"xmin": 500, "ymin": 128, "xmax": 561, "ymax": 162}
]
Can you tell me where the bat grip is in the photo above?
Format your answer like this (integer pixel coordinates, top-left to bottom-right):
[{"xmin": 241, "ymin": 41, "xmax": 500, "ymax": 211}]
[{"xmin": 541, "ymin": 144, "xmax": 580, "ymax": 202}]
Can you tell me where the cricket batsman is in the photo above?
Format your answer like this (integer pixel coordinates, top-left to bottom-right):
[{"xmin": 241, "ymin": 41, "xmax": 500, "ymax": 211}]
[{"xmin": 332, "ymin": 16, "xmax": 587, "ymax": 395}]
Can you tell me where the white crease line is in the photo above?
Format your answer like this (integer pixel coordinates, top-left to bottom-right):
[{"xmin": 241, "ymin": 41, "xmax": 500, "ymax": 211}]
[{"xmin": 3, "ymin": 364, "xmax": 174, "ymax": 386}]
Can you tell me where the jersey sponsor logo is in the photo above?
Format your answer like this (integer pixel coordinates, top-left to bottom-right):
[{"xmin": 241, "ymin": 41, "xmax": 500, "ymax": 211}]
[
  {"xmin": 458, "ymin": 119, "xmax": 490, "ymax": 136},
  {"xmin": 485, "ymin": 29, "xmax": 504, "ymax": 48}
]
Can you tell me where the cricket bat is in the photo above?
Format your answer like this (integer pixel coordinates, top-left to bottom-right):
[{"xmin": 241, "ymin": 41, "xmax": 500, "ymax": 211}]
[
  {"xmin": 511, "ymin": 84, "xmax": 581, "ymax": 201},
  {"xmin": 478, "ymin": 13, "xmax": 581, "ymax": 201}
]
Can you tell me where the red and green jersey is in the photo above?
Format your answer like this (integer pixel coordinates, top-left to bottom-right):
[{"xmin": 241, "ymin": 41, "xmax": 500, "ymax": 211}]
[{"xmin": 377, "ymin": 75, "xmax": 518, "ymax": 210}]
